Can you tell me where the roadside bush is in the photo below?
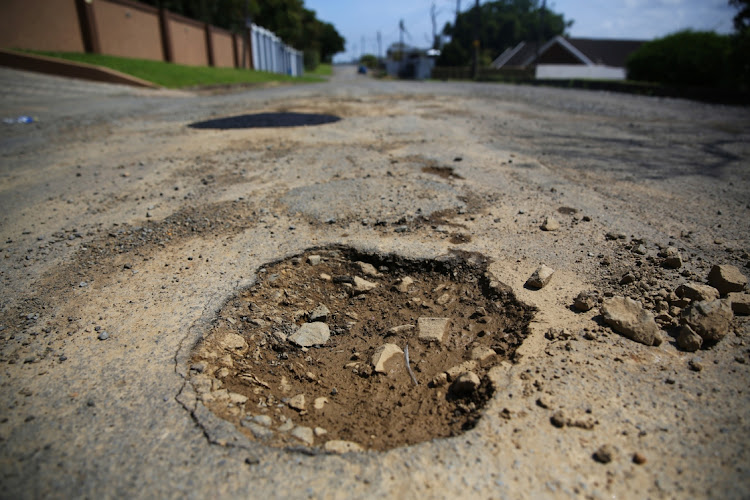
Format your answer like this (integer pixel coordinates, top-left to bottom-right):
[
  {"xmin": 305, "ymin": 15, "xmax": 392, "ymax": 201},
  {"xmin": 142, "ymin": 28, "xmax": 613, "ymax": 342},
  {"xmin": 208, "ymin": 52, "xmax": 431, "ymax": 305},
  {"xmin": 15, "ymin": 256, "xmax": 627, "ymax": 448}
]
[
  {"xmin": 626, "ymin": 30, "xmax": 731, "ymax": 87},
  {"xmin": 360, "ymin": 54, "xmax": 378, "ymax": 68},
  {"xmin": 304, "ymin": 49, "xmax": 320, "ymax": 72}
]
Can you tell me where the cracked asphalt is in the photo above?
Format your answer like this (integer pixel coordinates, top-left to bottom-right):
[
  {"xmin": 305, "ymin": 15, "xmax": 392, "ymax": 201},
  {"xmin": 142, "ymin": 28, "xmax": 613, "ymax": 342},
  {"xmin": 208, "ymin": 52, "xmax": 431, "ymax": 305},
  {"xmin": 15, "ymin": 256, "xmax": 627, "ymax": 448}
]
[{"xmin": 1, "ymin": 65, "xmax": 749, "ymax": 499}]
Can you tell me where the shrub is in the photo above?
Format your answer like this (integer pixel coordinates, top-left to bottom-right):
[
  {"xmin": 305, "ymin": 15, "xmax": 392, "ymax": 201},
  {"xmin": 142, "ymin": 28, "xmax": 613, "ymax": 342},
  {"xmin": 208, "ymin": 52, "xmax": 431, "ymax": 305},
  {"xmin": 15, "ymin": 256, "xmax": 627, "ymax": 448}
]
[{"xmin": 626, "ymin": 30, "xmax": 731, "ymax": 87}]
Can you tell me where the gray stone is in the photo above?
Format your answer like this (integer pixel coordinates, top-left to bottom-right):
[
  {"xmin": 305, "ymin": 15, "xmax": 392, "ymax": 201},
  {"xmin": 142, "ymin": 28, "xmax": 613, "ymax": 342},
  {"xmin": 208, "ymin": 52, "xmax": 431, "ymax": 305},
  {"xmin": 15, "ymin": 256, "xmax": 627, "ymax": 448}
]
[
  {"xmin": 676, "ymin": 325, "xmax": 702, "ymax": 352},
  {"xmin": 526, "ymin": 265, "xmax": 554, "ymax": 289},
  {"xmin": 676, "ymin": 283, "xmax": 720, "ymax": 302},
  {"xmin": 253, "ymin": 415, "xmax": 273, "ymax": 427},
  {"xmin": 418, "ymin": 317, "xmax": 450, "ymax": 343},
  {"xmin": 708, "ymin": 264, "xmax": 747, "ymax": 296},
  {"xmin": 450, "ymin": 371, "xmax": 480, "ymax": 395},
  {"xmin": 727, "ymin": 293, "xmax": 750, "ymax": 315},
  {"xmin": 371, "ymin": 343, "xmax": 403, "ymax": 374},
  {"xmin": 600, "ymin": 296, "xmax": 662, "ymax": 346},
  {"xmin": 681, "ymin": 299, "xmax": 733, "ymax": 343},
  {"xmin": 289, "ymin": 322, "xmax": 330, "ymax": 347},
  {"xmin": 97, "ymin": 331, "xmax": 109, "ymax": 341},
  {"xmin": 593, "ymin": 444, "xmax": 616, "ymax": 464},
  {"xmin": 323, "ymin": 440, "xmax": 363, "ymax": 453},
  {"xmin": 307, "ymin": 255, "xmax": 321, "ymax": 265},
  {"xmin": 309, "ymin": 304, "xmax": 330, "ymax": 323},
  {"xmin": 574, "ymin": 291, "xmax": 598, "ymax": 312},
  {"xmin": 290, "ymin": 426, "xmax": 314, "ymax": 445},
  {"xmin": 541, "ymin": 216, "xmax": 560, "ymax": 231}
]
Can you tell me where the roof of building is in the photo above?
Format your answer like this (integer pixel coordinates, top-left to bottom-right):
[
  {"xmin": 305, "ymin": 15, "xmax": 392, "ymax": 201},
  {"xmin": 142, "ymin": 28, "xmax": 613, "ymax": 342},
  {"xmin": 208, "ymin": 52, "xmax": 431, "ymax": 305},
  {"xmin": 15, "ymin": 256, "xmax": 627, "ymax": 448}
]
[{"xmin": 491, "ymin": 36, "xmax": 645, "ymax": 69}]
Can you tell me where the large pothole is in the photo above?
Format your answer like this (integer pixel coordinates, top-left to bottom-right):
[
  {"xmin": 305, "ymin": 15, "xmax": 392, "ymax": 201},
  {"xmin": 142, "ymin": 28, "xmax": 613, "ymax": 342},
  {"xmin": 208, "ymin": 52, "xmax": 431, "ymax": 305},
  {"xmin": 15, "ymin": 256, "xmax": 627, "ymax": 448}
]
[{"xmin": 188, "ymin": 247, "xmax": 534, "ymax": 452}]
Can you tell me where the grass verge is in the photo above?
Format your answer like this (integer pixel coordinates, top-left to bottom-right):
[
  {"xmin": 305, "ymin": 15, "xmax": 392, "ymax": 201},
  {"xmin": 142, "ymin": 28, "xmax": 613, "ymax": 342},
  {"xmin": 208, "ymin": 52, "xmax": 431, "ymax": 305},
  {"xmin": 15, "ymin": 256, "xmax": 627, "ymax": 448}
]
[{"xmin": 23, "ymin": 51, "xmax": 323, "ymax": 88}]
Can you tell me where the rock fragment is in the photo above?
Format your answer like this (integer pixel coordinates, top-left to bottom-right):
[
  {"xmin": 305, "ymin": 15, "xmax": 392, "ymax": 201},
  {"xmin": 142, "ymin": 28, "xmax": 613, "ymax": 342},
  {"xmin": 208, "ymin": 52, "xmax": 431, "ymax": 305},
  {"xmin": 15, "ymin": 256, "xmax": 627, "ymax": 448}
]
[
  {"xmin": 217, "ymin": 332, "xmax": 247, "ymax": 352},
  {"xmin": 525, "ymin": 265, "xmax": 554, "ymax": 289},
  {"xmin": 355, "ymin": 261, "xmax": 381, "ymax": 277},
  {"xmin": 307, "ymin": 255, "xmax": 321, "ymax": 265},
  {"xmin": 371, "ymin": 344, "xmax": 403, "ymax": 374},
  {"xmin": 541, "ymin": 217, "xmax": 560, "ymax": 231},
  {"xmin": 708, "ymin": 264, "xmax": 747, "ymax": 295},
  {"xmin": 470, "ymin": 345, "xmax": 496, "ymax": 361},
  {"xmin": 241, "ymin": 419, "xmax": 274, "ymax": 440},
  {"xmin": 676, "ymin": 325, "xmax": 703, "ymax": 352},
  {"xmin": 288, "ymin": 394, "xmax": 306, "ymax": 411},
  {"xmin": 676, "ymin": 283, "xmax": 720, "ymax": 302},
  {"xmin": 290, "ymin": 426, "xmax": 314, "ymax": 445},
  {"xmin": 313, "ymin": 397, "xmax": 328, "ymax": 410},
  {"xmin": 309, "ymin": 304, "xmax": 330, "ymax": 323},
  {"xmin": 352, "ymin": 276, "xmax": 377, "ymax": 294},
  {"xmin": 450, "ymin": 371, "xmax": 480, "ymax": 396},
  {"xmin": 662, "ymin": 246, "xmax": 683, "ymax": 269},
  {"xmin": 417, "ymin": 317, "xmax": 450, "ymax": 343},
  {"xmin": 574, "ymin": 291, "xmax": 598, "ymax": 312},
  {"xmin": 600, "ymin": 296, "xmax": 662, "ymax": 346},
  {"xmin": 446, "ymin": 360, "xmax": 479, "ymax": 380},
  {"xmin": 395, "ymin": 276, "xmax": 414, "ymax": 292},
  {"xmin": 289, "ymin": 322, "xmax": 330, "ymax": 347},
  {"xmin": 680, "ymin": 299, "xmax": 733, "ymax": 344},
  {"xmin": 727, "ymin": 293, "xmax": 750, "ymax": 315},
  {"xmin": 593, "ymin": 444, "xmax": 616, "ymax": 464}
]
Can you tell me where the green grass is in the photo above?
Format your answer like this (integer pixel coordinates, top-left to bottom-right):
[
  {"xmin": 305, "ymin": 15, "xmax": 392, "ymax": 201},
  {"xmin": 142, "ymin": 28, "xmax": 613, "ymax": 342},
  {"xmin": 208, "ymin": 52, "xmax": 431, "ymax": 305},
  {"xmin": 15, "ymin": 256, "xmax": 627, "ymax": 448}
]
[
  {"xmin": 22, "ymin": 50, "xmax": 323, "ymax": 88},
  {"xmin": 309, "ymin": 63, "xmax": 332, "ymax": 77}
]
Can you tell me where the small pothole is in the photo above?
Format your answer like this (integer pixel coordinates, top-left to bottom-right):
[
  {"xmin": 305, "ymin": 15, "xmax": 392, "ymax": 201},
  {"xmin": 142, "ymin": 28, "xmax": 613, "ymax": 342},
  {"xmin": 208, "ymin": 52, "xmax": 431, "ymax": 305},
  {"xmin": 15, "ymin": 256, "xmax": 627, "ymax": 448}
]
[
  {"xmin": 189, "ymin": 247, "xmax": 534, "ymax": 452},
  {"xmin": 188, "ymin": 112, "xmax": 341, "ymax": 129}
]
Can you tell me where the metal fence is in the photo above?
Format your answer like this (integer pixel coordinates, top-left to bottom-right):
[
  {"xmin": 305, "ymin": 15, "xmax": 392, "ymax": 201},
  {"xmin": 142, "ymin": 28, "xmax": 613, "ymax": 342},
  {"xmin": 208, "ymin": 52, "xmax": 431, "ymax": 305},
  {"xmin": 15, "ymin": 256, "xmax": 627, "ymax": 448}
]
[{"xmin": 250, "ymin": 24, "xmax": 303, "ymax": 77}]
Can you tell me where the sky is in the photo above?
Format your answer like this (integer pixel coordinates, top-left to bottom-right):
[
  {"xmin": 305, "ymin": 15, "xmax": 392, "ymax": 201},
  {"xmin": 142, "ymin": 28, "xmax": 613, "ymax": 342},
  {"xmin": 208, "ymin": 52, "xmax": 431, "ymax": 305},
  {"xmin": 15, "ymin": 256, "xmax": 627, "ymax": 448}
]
[{"xmin": 304, "ymin": 0, "xmax": 738, "ymax": 62}]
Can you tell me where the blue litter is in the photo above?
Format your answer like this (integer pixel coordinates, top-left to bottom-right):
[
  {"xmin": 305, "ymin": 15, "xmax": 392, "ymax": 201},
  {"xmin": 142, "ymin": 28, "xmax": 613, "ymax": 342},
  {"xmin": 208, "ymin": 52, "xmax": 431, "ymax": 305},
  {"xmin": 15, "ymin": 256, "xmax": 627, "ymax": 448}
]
[{"xmin": 3, "ymin": 115, "xmax": 34, "ymax": 124}]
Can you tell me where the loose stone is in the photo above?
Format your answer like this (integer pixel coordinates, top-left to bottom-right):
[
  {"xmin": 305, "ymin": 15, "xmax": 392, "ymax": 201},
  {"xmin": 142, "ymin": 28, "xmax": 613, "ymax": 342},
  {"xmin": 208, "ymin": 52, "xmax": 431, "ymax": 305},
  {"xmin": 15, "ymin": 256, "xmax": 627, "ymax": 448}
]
[
  {"xmin": 470, "ymin": 345, "xmax": 496, "ymax": 361},
  {"xmin": 288, "ymin": 394, "xmax": 306, "ymax": 411},
  {"xmin": 371, "ymin": 343, "xmax": 403, "ymax": 374},
  {"xmin": 395, "ymin": 277, "xmax": 414, "ymax": 292},
  {"xmin": 355, "ymin": 261, "xmax": 381, "ymax": 277},
  {"xmin": 417, "ymin": 317, "xmax": 451, "ymax": 343},
  {"xmin": 526, "ymin": 265, "xmax": 554, "ymax": 289},
  {"xmin": 352, "ymin": 276, "xmax": 377, "ymax": 294},
  {"xmin": 324, "ymin": 440, "xmax": 363, "ymax": 453},
  {"xmin": 593, "ymin": 444, "xmax": 616, "ymax": 464},
  {"xmin": 217, "ymin": 332, "xmax": 248, "ymax": 351},
  {"xmin": 680, "ymin": 299, "xmax": 733, "ymax": 344},
  {"xmin": 727, "ymin": 293, "xmax": 750, "ymax": 315},
  {"xmin": 289, "ymin": 322, "xmax": 330, "ymax": 347},
  {"xmin": 574, "ymin": 291, "xmax": 598, "ymax": 312},
  {"xmin": 600, "ymin": 296, "xmax": 662, "ymax": 346},
  {"xmin": 290, "ymin": 426, "xmax": 314, "ymax": 445},
  {"xmin": 307, "ymin": 255, "xmax": 322, "ymax": 266},
  {"xmin": 541, "ymin": 216, "xmax": 560, "ymax": 231},
  {"xmin": 676, "ymin": 325, "xmax": 703, "ymax": 352},
  {"xmin": 708, "ymin": 264, "xmax": 747, "ymax": 296},
  {"xmin": 450, "ymin": 371, "xmax": 480, "ymax": 396},
  {"xmin": 241, "ymin": 420, "xmax": 274, "ymax": 440},
  {"xmin": 309, "ymin": 304, "xmax": 330, "ymax": 323},
  {"xmin": 662, "ymin": 246, "xmax": 683, "ymax": 269},
  {"xmin": 676, "ymin": 283, "xmax": 720, "ymax": 302},
  {"xmin": 313, "ymin": 397, "xmax": 328, "ymax": 410},
  {"xmin": 253, "ymin": 415, "xmax": 273, "ymax": 427}
]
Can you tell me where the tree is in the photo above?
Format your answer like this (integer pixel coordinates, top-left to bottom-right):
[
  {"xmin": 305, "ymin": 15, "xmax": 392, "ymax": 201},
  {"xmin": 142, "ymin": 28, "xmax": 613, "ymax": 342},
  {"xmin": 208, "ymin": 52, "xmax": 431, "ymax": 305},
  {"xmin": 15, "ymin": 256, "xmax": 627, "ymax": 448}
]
[
  {"xmin": 438, "ymin": 0, "xmax": 571, "ymax": 66},
  {"xmin": 729, "ymin": 0, "xmax": 750, "ymax": 89}
]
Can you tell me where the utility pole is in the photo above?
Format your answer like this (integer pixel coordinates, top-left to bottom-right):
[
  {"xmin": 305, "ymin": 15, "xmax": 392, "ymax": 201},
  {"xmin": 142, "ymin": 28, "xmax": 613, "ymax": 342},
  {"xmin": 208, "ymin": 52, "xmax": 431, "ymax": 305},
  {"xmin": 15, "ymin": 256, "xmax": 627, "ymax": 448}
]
[
  {"xmin": 431, "ymin": 2, "xmax": 437, "ymax": 49},
  {"xmin": 377, "ymin": 31, "xmax": 382, "ymax": 61},
  {"xmin": 471, "ymin": 0, "xmax": 479, "ymax": 79},
  {"xmin": 536, "ymin": 0, "xmax": 546, "ymax": 78}
]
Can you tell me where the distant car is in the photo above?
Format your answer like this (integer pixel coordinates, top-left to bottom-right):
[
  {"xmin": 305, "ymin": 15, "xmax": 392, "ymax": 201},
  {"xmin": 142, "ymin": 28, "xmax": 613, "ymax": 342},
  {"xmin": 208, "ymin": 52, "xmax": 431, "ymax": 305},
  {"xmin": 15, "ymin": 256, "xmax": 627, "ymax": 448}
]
[{"xmin": 357, "ymin": 65, "xmax": 367, "ymax": 75}]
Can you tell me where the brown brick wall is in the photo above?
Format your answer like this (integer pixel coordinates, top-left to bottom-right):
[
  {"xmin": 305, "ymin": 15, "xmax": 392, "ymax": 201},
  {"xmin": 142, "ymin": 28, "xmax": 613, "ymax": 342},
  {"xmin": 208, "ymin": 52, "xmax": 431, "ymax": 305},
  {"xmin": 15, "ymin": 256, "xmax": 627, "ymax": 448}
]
[
  {"xmin": 95, "ymin": 0, "xmax": 163, "ymax": 61},
  {"xmin": 0, "ymin": 0, "xmax": 84, "ymax": 52},
  {"xmin": 168, "ymin": 14, "xmax": 208, "ymax": 66}
]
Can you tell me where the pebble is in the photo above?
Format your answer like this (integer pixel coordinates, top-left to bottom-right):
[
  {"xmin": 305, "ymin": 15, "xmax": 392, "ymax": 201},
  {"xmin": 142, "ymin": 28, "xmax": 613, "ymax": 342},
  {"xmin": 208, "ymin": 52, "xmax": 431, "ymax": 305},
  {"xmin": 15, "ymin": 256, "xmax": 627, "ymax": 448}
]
[
  {"xmin": 417, "ymin": 317, "xmax": 451, "ymax": 343},
  {"xmin": 97, "ymin": 331, "xmax": 109, "ymax": 341},
  {"xmin": 307, "ymin": 255, "xmax": 322, "ymax": 266},
  {"xmin": 680, "ymin": 299, "xmax": 733, "ymax": 344},
  {"xmin": 446, "ymin": 360, "xmax": 479, "ymax": 380},
  {"xmin": 470, "ymin": 345, "xmax": 496, "ymax": 361},
  {"xmin": 430, "ymin": 372, "xmax": 448, "ymax": 387},
  {"xmin": 355, "ymin": 261, "xmax": 381, "ymax": 277},
  {"xmin": 574, "ymin": 291, "xmax": 598, "ymax": 312},
  {"xmin": 708, "ymin": 264, "xmax": 746, "ymax": 295},
  {"xmin": 352, "ymin": 276, "xmax": 377, "ymax": 294},
  {"xmin": 688, "ymin": 359, "xmax": 703, "ymax": 372},
  {"xmin": 632, "ymin": 452, "xmax": 647, "ymax": 465},
  {"xmin": 662, "ymin": 246, "xmax": 683, "ymax": 269},
  {"xmin": 436, "ymin": 293, "xmax": 452, "ymax": 306},
  {"xmin": 676, "ymin": 283, "xmax": 719, "ymax": 302},
  {"xmin": 190, "ymin": 362, "xmax": 207, "ymax": 373},
  {"xmin": 288, "ymin": 394, "xmax": 306, "ymax": 411},
  {"xmin": 289, "ymin": 322, "xmax": 330, "ymax": 347},
  {"xmin": 395, "ymin": 276, "xmax": 414, "ymax": 292},
  {"xmin": 313, "ymin": 397, "xmax": 328, "ymax": 410},
  {"xmin": 253, "ymin": 415, "xmax": 273, "ymax": 427},
  {"xmin": 727, "ymin": 293, "xmax": 750, "ymax": 315},
  {"xmin": 290, "ymin": 426, "xmax": 314, "ymax": 445},
  {"xmin": 600, "ymin": 296, "xmax": 662, "ymax": 346},
  {"xmin": 387, "ymin": 324, "xmax": 414, "ymax": 335},
  {"xmin": 309, "ymin": 304, "xmax": 330, "ymax": 323},
  {"xmin": 550, "ymin": 410, "xmax": 567, "ymax": 428},
  {"xmin": 450, "ymin": 371, "xmax": 480, "ymax": 395},
  {"xmin": 314, "ymin": 427, "xmax": 328, "ymax": 437},
  {"xmin": 593, "ymin": 444, "xmax": 616, "ymax": 464},
  {"xmin": 541, "ymin": 216, "xmax": 560, "ymax": 231},
  {"xmin": 525, "ymin": 265, "xmax": 554, "ymax": 289},
  {"xmin": 216, "ymin": 332, "xmax": 247, "ymax": 351},
  {"xmin": 277, "ymin": 421, "xmax": 294, "ymax": 432},
  {"xmin": 371, "ymin": 343, "xmax": 403, "ymax": 374}
]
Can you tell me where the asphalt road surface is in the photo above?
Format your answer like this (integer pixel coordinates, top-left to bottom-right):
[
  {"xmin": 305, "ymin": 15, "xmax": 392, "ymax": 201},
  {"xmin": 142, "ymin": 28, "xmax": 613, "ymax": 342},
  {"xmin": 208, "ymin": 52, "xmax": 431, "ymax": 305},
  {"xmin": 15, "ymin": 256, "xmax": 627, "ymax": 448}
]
[{"xmin": 1, "ymin": 65, "xmax": 749, "ymax": 499}]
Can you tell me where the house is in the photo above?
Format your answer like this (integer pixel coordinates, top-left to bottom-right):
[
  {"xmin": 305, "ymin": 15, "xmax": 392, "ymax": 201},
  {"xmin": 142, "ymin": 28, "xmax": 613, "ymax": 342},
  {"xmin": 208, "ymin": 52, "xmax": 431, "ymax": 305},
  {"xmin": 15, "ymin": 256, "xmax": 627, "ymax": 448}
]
[
  {"xmin": 385, "ymin": 45, "xmax": 439, "ymax": 80},
  {"xmin": 491, "ymin": 36, "xmax": 645, "ymax": 80}
]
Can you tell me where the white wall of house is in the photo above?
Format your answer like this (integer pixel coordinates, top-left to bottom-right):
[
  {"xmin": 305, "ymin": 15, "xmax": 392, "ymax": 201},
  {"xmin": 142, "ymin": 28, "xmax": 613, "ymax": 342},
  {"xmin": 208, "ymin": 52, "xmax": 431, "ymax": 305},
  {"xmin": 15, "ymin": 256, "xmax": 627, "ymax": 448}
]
[{"xmin": 536, "ymin": 64, "xmax": 626, "ymax": 80}]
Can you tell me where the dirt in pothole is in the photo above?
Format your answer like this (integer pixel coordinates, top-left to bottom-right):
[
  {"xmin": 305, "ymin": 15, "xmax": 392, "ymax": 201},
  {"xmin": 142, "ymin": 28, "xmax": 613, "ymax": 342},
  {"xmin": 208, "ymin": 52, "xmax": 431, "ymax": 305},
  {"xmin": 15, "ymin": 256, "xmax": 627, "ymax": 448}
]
[{"xmin": 189, "ymin": 247, "xmax": 534, "ymax": 452}]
